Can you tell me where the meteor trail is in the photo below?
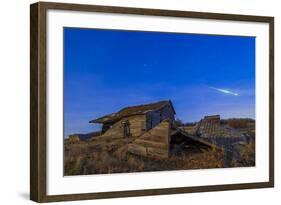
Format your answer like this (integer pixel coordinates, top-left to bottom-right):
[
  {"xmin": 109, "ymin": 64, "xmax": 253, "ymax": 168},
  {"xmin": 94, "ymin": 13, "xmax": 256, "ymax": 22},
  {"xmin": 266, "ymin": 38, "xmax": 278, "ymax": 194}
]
[{"xmin": 209, "ymin": 86, "xmax": 239, "ymax": 96}]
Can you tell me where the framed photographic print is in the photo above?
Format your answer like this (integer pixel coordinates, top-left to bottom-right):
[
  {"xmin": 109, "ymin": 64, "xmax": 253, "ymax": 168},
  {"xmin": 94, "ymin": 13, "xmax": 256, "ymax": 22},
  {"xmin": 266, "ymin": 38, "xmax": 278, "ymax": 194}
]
[{"xmin": 30, "ymin": 1, "xmax": 274, "ymax": 202}]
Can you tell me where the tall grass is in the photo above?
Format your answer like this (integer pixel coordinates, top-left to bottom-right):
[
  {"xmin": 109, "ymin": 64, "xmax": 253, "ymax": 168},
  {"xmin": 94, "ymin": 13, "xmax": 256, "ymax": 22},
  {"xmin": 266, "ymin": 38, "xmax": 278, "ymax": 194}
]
[
  {"xmin": 230, "ymin": 142, "xmax": 255, "ymax": 167},
  {"xmin": 64, "ymin": 139, "xmax": 225, "ymax": 175}
]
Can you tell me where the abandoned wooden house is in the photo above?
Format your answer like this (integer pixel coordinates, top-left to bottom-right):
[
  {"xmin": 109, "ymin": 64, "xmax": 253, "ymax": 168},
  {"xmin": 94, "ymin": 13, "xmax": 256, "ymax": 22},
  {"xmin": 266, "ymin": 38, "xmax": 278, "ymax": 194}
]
[
  {"xmin": 195, "ymin": 115, "xmax": 221, "ymax": 137},
  {"xmin": 90, "ymin": 100, "xmax": 176, "ymax": 138},
  {"xmin": 195, "ymin": 114, "xmax": 250, "ymax": 165},
  {"xmin": 89, "ymin": 100, "xmax": 214, "ymax": 159},
  {"xmin": 203, "ymin": 115, "xmax": 221, "ymax": 124},
  {"xmin": 196, "ymin": 114, "xmax": 247, "ymax": 144}
]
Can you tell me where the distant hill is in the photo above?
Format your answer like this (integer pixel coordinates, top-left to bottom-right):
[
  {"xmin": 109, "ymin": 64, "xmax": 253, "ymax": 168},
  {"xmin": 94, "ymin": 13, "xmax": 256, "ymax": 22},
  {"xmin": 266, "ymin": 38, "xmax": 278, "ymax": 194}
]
[
  {"xmin": 68, "ymin": 131, "xmax": 101, "ymax": 141},
  {"xmin": 220, "ymin": 118, "xmax": 255, "ymax": 129}
]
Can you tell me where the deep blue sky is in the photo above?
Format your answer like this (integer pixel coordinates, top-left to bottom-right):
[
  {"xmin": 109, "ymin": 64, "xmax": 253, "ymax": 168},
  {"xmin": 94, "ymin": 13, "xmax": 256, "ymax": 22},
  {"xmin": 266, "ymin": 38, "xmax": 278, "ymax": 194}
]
[{"xmin": 64, "ymin": 27, "xmax": 255, "ymax": 136}]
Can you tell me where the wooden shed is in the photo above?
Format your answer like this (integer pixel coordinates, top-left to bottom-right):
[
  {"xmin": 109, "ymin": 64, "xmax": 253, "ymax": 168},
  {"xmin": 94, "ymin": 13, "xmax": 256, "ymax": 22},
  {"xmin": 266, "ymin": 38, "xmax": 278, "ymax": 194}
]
[{"xmin": 89, "ymin": 100, "xmax": 176, "ymax": 138}]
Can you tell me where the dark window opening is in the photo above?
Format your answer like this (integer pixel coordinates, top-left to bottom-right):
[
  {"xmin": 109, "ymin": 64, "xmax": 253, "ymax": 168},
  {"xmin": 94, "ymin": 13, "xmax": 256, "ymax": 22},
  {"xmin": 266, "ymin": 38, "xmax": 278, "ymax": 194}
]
[{"xmin": 123, "ymin": 121, "xmax": 131, "ymax": 137}]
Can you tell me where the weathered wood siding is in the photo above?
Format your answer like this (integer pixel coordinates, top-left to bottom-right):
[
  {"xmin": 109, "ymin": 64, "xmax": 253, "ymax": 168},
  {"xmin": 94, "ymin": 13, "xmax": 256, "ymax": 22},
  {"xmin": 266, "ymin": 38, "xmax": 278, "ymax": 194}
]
[
  {"xmin": 146, "ymin": 105, "xmax": 175, "ymax": 130},
  {"xmin": 129, "ymin": 115, "xmax": 147, "ymax": 137},
  {"xmin": 128, "ymin": 120, "xmax": 171, "ymax": 159},
  {"xmin": 101, "ymin": 115, "xmax": 146, "ymax": 138}
]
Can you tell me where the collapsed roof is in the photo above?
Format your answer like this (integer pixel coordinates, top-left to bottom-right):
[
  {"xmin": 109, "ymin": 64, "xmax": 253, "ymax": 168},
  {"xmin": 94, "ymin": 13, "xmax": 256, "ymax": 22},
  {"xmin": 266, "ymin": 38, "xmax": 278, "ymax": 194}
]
[{"xmin": 89, "ymin": 100, "xmax": 176, "ymax": 124}]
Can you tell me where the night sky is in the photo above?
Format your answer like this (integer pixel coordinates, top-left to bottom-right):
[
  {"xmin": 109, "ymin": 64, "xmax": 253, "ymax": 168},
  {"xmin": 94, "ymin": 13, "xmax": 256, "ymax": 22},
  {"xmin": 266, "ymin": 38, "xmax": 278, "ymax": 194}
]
[{"xmin": 63, "ymin": 27, "xmax": 255, "ymax": 137}]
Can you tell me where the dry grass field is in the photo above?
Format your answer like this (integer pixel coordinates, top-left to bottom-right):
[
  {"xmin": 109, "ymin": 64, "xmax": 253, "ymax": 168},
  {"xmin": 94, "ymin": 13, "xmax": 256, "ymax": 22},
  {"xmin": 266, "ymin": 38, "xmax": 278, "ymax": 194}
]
[
  {"xmin": 64, "ymin": 136, "xmax": 224, "ymax": 175},
  {"xmin": 64, "ymin": 139, "xmax": 232, "ymax": 175},
  {"xmin": 64, "ymin": 118, "xmax": 255, "ymax": 175},
  {"xmin": 64, "ymin": 139, "xmax": 255, "ymax": 175}
]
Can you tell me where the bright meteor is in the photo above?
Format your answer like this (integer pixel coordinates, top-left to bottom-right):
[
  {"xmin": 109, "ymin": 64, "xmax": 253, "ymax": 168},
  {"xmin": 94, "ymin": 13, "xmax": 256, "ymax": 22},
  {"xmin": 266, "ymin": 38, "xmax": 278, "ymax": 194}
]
[{"xmin": 209, "ymin": 86, "xmax": 239, "ymax": 96}]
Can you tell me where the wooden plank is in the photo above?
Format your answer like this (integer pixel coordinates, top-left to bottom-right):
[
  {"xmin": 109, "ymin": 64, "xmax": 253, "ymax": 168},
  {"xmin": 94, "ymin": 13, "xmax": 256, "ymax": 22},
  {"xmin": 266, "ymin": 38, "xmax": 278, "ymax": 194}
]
[
  {"xmin": 134, "ymin": 139, "xmax": 168, "ymax": 149},
  {"xmin": 147, "ymin": 147, "xmax": 168, "ymax": 159},
  {"xmin": 127, "ymin": 144, "xmax": 147, "ymax": 157}
]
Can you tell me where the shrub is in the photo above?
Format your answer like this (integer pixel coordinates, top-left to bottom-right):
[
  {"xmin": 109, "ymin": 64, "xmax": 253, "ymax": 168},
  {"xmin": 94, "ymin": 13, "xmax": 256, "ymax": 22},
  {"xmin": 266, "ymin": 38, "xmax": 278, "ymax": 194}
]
[{"xmin": 227, "ymin": 119, "xmax": 249, "ymax": 128}]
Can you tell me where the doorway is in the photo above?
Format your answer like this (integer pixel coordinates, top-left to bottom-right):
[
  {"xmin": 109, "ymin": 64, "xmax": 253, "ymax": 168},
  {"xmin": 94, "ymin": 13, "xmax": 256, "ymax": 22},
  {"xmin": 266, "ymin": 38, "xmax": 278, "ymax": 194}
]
[{"xmin": 123, "ymin": 121, "xmax": 131, "ymax": 137}]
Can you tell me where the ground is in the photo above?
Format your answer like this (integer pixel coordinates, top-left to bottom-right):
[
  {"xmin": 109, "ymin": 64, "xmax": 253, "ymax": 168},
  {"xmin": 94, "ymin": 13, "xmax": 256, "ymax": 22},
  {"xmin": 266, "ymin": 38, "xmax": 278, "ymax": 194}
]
[
  {"xmin": 64, "ymin": 138, "xmax": 224, "ymax": 175},
  {"xmin": 64, "ymin": 138, "xmax": 252, "ymax": 176},
  {"xmin": 64, "ymin": 118, "xmax": 255, "ymax": 175}
]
